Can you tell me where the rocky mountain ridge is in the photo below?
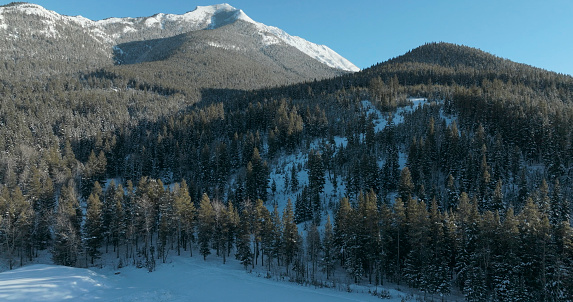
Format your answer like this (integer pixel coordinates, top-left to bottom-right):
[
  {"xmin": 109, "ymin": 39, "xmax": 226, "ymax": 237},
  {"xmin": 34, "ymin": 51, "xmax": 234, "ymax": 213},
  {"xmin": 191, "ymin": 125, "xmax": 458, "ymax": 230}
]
[{"xmin": 0, "ymin": 2, "xmax": 359, "ymax": 76}]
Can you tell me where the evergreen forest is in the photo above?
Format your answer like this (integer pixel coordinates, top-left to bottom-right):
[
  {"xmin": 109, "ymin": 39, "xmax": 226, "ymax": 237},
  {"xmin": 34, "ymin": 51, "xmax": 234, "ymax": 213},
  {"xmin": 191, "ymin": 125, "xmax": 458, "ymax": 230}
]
[{"xmin": 1, "ymin": 41, "xmax": 573, "ymax": 301}]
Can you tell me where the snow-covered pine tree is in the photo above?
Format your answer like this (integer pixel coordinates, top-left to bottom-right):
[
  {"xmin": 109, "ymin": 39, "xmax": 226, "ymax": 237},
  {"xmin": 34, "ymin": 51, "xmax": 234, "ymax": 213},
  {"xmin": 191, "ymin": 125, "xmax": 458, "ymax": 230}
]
[
  {"xmin": 235, "ymin": 210, "xmax": 253, "ymax": 269},
  {"xmin": 282, "ymin": 199, "xmax": 300, "ymax": 274},
  {"xmin": 197, "ymin": 193, "xmax": 215, "ymax": 260},
  {"xmin": 321, "ymin": 215, "xmax": 336, "ymax": 279},
  {"xmin": 84, "ymin": 188, "xmax": 103, "ymax": 265}
]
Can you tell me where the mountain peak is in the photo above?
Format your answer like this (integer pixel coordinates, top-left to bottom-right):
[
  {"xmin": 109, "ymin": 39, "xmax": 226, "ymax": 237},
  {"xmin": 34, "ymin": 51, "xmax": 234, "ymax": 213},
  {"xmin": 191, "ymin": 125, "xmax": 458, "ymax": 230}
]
[
  {"xmin": 0, "ymin": 2, "xmax": 358, "ymax": 72},
  {"xmin": 0, "ymin": 2, "xmax": 59, "ymax": 20},
  {"xmin": 190, "ymin": 3, "xmax": 255, "ymax": 29},
  {"xmin": 390, "ymin": 42, "xmax": 508, "ymax": 70}
]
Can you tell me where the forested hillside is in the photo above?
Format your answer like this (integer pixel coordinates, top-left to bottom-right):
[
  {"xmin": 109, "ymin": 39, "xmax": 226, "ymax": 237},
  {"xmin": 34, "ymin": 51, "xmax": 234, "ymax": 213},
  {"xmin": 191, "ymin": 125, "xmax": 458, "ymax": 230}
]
[{"xmin": 1, "ymin": 38, "xmax": 573, "ymax": 301}]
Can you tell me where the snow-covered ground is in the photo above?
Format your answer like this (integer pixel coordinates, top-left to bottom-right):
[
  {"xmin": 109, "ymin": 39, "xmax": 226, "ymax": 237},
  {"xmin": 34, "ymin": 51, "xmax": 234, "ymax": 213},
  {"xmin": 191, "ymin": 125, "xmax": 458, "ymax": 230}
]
[
  {"xmin": 362, "ymin": 97, "xmax": 430, "ymax": 133},
  {"xmin": 0, "ymin": 256, "xmax": 409, "ymax": 302}
]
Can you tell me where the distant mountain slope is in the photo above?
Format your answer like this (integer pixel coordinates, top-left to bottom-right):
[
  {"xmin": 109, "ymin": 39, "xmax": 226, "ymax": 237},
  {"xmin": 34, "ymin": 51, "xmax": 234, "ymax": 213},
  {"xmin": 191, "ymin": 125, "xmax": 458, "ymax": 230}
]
[
  {"xmin": 387, "ymin": 42, "xmax": 513, "ymax": 69},
  {"xmin": 109, "ymin": 20, "xmax": 347, "ymax": 92},
  {"xmin": 96, "ymin": 4, "xmax": 359, "ymax": 72},
  {"xmin": 0, "ymin": 2, "xmax": 357, "ymax": 83},
  {"xmin": 342, "ymin": 42, "xmax": 573, "ymax": 95},
  {"xmin": 0, "ymin": 2, "xmax": 113, "ymax": 79}
]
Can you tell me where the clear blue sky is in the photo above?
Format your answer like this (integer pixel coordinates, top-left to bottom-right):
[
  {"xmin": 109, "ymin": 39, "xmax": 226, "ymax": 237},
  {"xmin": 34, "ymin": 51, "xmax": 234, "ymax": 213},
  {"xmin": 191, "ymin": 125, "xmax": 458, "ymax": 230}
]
[{"xmin": 4, "ymin": 0, "xmax": 573, "ymax": 75}]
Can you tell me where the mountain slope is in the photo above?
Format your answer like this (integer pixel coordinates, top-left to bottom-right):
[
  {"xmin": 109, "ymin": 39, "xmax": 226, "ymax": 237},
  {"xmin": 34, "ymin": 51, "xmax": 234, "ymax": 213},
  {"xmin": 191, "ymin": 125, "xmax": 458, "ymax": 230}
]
[
  {"xmin": 0, "ymin": 2, "xmax": 113, "ymax": 79},
  {"xmin": 338, "ymin": 42, "xmax": 573, "ymax": 97},
  {"xmin": 2, "ymin": 35, "xmax": 573, "ymax": 301},
  {"xmin": 95, "ymin": 3, "xmax": 359, "ymax": 72},
  {"xmin": 110, "ymin": 20, "xmax": 347, "ymax": 91},
  {"xmin": 0, "ymin": 2, "xmax": 358, "ymax": 83}
]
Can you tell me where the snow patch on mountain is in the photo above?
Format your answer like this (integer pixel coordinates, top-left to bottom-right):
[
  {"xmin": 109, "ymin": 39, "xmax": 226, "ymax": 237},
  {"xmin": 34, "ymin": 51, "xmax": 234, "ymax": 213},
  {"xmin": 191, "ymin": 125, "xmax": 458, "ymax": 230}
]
[
  {"xmin": 207, "ymin": 41, "xmax": 242, "ymax": 51},
  {"xmin": 144, "ymin": 14, "xmax": 164, "ymax": 28},
  {"xmin": 1, "ymin": 3, "xmax": 58, "ymax": 20},
  {"xmin": 253, "ymin": 23, "xmax": 360, "ymax": 72},
  {"xmin": 0, "ymin": 3, "xmax": 92, "ymax": 28},
  {"xmin": 0, "ymin": 12, "xmax": 6, "ymax": 30},
  {"xmin": 188, "ymin": 4, "xmax": 359, "ymax": 71},
  {"xmin": 260, "ymin": 32, "xmax": 282, "ymax": 46}
]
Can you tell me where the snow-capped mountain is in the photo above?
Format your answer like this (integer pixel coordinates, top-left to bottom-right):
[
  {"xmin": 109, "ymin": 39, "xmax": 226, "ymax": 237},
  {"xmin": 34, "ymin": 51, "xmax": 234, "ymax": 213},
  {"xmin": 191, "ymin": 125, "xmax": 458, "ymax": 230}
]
[{"xmin": 0, "ymin": 2, "xmax": 359, "ymax": 72}]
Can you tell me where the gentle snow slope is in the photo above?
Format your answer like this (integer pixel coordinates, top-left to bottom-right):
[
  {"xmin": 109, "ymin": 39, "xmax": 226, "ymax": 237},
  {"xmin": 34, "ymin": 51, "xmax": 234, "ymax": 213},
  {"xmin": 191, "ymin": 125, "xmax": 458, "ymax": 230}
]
[{"xmin": 0, "ymin": 256, "xmax": 407, "ymax": 302}]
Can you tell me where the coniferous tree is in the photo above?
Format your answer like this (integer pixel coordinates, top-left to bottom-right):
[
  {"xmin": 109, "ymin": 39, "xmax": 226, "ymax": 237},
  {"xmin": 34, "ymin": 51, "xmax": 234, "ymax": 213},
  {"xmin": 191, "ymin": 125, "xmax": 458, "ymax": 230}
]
[
  {"xmin": 307, "ymin": 149, "xmax": 325, "ymax": 195},
  {"xmin": 382, "ymin": 144, "xmax": 400, "ymax": 192},
  {"xmin": 321, "ymin": 215, "xmax": 336, "ymax": 279},
  {"xmin": 258, "ymin": 200, "xmax": 273, "ymax": 269},
  {"xmin": 211, "ymin": 200, "xmax": 228, "ymax": 262},
  {"xmin": 197, "ymin": 193, "xmax": 215, "ymax": 260},
  {"xmin": 102, "ymin": 181, "xmax": 117, "ymax": 253},
  {"xmin": 110, "ymin": 184, "xmax": 126, "ymax": 258},
  {"xmin": 308, "ymin": 150, "xmax": 325, "ymax": 223},
  {"xmin": 491, "ymin": 207, "xmax": 521, "ymax": 302},
  {"xmin": 84, "ymin": 189, "xmax": 103, "ymax": 265},
  {"xmin": 403, "ymin": 198, "xmax": 430, "ymax": 290},
  {"xmin": 225, "ymin": 201, "xmax": 239, "ymax": 260},
  {"xmin": 52, "ymin": 182, "xmax": 82, "ymax": 267},
  {"xmin": 282, "ymin": 199, "xmax": 299, "ymax": 274},
  {"xmin": 454, "ymin": 192, "xmax": 480, "ymax": 292},
  {"xmin": 398, "ymin": 167, "xmax": 414, "ymax": 203},
  {"xmin": 334, "ymin": 197, "xmax": 352, "ymax": 268},
  {"xmin": 235, "ymin": 210, "xmax": 253, "ymax": 269},
  {"xmin": 158, "ymin": 188, "xmax": 175, "ymax": 264},
  {"xmin": 290, "ymin": 165, "xmax": 299, "ymax": 192},
  {"xmin": 392, "ymin": 197, "xmax": 407, "ymax": 284},
  {"xmin": 518, "ymin": 197, "xmax": 551, "ymax": 300},
  {"xmin": 491, "ymin": 179, "xmax": 504, "ymax": 213},
  {"xmin": 426, "ymin": 199, "xmax": 451, "ymax": 297},
  {"xmin": 551, "ymin": 221, "xmax": 573, "ymax": 300},
  {"xmin": 306, "ymin": 223, "xmax": 321, "ymax": 280},
  {"xmin": 357, "ymin": 190, "xmax": 381, "ymax": 284},
  {"xmin": 245, "ymin": 148, "xmax": 269, "ymax": 202},
  {"xmin": 1, "ymin": 186, "xmax": 34, "ymax": 269},
  {"xmin": 134, "ymin": 178, "xmax": 156, "ymax": 262},
  {"xmin": 446, "ymin": 174, "xmax": 458, "ymax": 210},
  {"xmin": 270, "ymin": 203, "xmax": 283, "ymax": 267},
  {"xmin": 295, "ymin": 186, "xmax": 312, "ymax": 224},
  {"xmin": 550, "ymin": 179, "xmax": 570, "ymax": 225},
  {"xmin": 28, "ymin": 167, "xmax": 54, "ymax": 250}
]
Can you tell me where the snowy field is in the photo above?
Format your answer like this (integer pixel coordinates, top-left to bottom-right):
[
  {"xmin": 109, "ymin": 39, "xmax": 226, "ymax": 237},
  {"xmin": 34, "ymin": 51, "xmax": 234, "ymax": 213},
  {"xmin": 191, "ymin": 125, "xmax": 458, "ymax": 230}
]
[{"xmin": 0, "ymin": 256, "xmax": 409, "ymax": 302}]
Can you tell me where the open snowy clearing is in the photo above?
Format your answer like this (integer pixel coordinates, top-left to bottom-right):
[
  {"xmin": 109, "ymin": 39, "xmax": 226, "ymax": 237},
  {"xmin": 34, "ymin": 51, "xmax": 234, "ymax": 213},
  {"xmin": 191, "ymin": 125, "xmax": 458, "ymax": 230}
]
[{"xmin": 0, "ymin": 256, "xmax": 409, "ymax": 302}]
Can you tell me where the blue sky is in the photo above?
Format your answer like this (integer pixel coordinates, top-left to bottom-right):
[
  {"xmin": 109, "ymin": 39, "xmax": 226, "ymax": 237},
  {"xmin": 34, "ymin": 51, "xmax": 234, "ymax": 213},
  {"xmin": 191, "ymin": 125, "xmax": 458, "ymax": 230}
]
[{"xmin": 4, "ymin": 0, "xmax": 573, "ymax": 75}]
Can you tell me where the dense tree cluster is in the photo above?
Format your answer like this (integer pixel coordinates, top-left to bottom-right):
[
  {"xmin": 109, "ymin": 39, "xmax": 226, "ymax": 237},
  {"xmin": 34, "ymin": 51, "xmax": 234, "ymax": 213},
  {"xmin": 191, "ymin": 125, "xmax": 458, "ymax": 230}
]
[{"xmin": 1, "ymin": 36, "xmax": 573, "ymax": 300}]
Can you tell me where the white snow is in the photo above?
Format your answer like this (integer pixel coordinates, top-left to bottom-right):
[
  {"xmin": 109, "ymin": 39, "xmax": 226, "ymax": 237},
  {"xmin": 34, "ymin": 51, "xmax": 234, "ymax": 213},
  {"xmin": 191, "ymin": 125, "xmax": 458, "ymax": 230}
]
[
  {"xmin": 361, "ymin": 97, "xmax": 429, "ymax": 133},
  {"xmin": 96, "ymin": 17, "xmax": 136, "ymax": 26},
  {"xmin": 0, "ymin": 12, "xmax": 6, "ymax": 30},
  {"xmin": 0, "ymin": 264, "xmax": 106, "ymax": 301},
  {"xmin": 143, "ymin": 14, "xmax": 163, "ymax": 28},
  {"xmin": 207, "ymin": 41, "xmax": 242, "ymax": 51},
  {"xmin": 334, "ymin": 136, "xmax": 348, "ymax": 148},
  {"xmin": 260, "ymin": 32, "xmax": 282, "ymax": 46},
  {"xmin": 247, "ymin": 21, "xmax": 359, "ymax": 71},
  {"xmin": 0, "ymin": 3, "xmax": 95, "ymax": 28},
  {"xmin": 0, "ymin": 3, "xmax": 59, "ymax": 21},
  {"xmin": 0, "ymin": 256, "xmax": 407, "ymax": 302}
]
